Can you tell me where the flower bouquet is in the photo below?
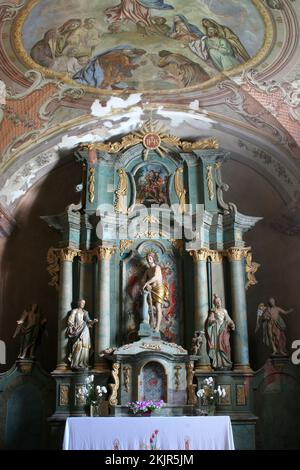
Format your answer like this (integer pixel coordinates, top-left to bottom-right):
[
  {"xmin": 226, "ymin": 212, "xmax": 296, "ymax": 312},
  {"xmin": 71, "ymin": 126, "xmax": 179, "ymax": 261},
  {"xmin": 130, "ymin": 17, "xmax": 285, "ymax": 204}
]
[
  {"xmin": 127, "ymin": 400, "xmax": 165, "ymax": 416},
  {"xmin": 196, "ymin": 377, "xmax": 226, "ymax": 416},
  {"xmin": 76, "ymin": 375, "xmax": 107, "ymax": 416}
]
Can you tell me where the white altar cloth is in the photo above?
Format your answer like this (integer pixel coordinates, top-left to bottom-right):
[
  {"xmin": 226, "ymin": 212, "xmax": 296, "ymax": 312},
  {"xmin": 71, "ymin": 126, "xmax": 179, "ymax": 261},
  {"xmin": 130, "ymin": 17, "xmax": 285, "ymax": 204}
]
[{"xmin": 63, "ymin": 416, "xmax": 235, "ymax": 450}]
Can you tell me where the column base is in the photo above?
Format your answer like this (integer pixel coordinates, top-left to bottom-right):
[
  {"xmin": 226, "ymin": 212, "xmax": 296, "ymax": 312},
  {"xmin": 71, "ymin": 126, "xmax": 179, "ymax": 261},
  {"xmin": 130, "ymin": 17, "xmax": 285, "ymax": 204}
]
[
  {"xmin": 194, "ymin": 363, "xmax": 212, "ymax": 373},
  {"xmin": 53, "ymin": 363, "xmax": 70, "ymax": 374},
  {"xmin": 233, "ymin": 364, "xmax": 253, "ymax": 373},
  {"xmin": 92, "ymin": 358, "xmax": 111, "ymax": 373}
]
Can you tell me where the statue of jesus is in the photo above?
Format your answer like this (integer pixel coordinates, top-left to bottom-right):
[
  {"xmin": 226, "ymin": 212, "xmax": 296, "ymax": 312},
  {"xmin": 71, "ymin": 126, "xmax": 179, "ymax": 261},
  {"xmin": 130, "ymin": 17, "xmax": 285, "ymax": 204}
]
[{"xmin": 141, "ymin": 251, "xmax": 168, "ymax": 333}]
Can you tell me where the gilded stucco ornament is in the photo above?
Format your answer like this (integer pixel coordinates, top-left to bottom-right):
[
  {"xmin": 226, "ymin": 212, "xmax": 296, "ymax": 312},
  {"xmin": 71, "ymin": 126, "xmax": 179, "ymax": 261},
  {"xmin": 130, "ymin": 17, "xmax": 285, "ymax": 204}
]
[
  {"xmin": 108, "ymin": 363, "xmax": 120, "ymax": 406},
  {"xmin": 81, "ymin": 121, "xmax": 219, "ymax": 157},
  {"xmin": 174, "ymin": 167, "xmax": 187, "ymax": 214},
  {"xmin": 114, "ymin": 168, "xmax": 128, "ymax": 214},
  {"xmin": 245, "ymin": 252, "xmax": 260, "ymax": 289}
]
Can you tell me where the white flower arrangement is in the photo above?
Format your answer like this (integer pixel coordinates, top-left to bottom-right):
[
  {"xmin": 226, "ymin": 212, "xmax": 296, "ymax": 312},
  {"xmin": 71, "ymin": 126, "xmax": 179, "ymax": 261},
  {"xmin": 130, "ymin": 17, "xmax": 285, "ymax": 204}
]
[
  {"xmin": 196, "ymin": 376, "xmax": 226, "ymax": 405},
  {"xmin": 76, "ymin": 375, "xmax": 107, "ymax": 405}
]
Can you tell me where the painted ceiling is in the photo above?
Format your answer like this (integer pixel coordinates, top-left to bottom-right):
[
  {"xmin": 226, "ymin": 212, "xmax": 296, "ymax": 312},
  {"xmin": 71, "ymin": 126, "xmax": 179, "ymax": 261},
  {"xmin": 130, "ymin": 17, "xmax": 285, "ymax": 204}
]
[{"xmin": 0, "ymin": 0, "xmax": 299, "ymax": 235}]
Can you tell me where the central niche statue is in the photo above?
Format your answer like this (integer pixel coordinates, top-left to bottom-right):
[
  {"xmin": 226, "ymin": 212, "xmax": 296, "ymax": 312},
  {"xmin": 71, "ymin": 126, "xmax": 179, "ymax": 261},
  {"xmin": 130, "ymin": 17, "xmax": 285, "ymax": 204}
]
[
  {"xmin": 141, "ymin": 251, "xmax": 169, "ymax": 333},
  {"xmin": 206, "ymin": 294, "xmax": 235, "ymax": 370},
  {"xmin": 66, "ymin": 299, "xmax": 98, "ymax": 370}
]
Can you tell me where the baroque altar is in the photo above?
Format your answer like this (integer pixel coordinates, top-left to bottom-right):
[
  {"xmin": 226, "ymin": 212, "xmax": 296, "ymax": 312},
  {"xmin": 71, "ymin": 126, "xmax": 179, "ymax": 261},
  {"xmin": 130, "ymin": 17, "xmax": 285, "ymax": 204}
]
[{"xmin": 43, "ymin": 127, "xmax": 261, "ymax": 449}]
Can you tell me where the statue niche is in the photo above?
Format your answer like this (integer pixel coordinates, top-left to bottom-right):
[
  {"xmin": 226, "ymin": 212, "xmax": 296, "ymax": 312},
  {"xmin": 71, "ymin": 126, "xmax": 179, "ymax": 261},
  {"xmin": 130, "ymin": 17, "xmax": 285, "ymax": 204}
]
[{"xmin": 122, "ymin": 241, "xmax": 180, "ymax": 344}]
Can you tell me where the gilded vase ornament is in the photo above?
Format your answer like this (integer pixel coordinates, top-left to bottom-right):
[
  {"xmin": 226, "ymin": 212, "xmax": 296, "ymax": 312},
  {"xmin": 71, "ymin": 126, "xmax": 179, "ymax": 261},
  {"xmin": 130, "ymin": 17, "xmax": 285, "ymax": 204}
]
[
  {"xmin": 114, "ymin": 168, "xmax": 128, "ymax": 214},
  {"xmin": 206, "ymin": 165, "xmax": 215, "ymax": 201},
  {"xmin": 88, "ymin": 167, "xmax": 95, "ymax": 203}
]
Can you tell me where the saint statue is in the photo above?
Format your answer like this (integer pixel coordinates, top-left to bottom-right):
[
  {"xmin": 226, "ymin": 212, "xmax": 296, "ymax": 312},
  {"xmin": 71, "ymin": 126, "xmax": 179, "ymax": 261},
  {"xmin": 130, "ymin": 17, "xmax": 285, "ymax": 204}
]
[
  {"xmin": 13, "ymin": 304, "xmax": 47, "ymax": 360},
  {"xmin": 66, "ymin": 299, "xmax": 98, "ymax": 370},
  {"xmin": 206, "ymin": 294, "xmax": 235, "ymax": 370},
  {"xmin": 191, "ymin": 330, "xmax": 204, "ymax": 356},
  {"xmin": 141, "ymin": 251, "xmax": 169, "ymax": 333},
  {"xmin": 255, "ymin": 297, "xmax": 293, "ymax": 356}
]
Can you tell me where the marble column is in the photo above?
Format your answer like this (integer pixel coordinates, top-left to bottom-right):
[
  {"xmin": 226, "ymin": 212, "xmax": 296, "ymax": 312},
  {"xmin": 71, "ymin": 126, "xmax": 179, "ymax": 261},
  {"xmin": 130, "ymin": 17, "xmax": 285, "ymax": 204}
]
[
  {"xmin": 190, "ymin": 249, "xmax": 211, "ymax": 370},
  {"xmin": 55, "ymin": 248, "xmax": 77, "ymax": 371},
  {"xmin": 228, "ymin": 248, "xmax": 251, "ymax": 371},
  {"xmin": 93, "ymin": 246, "xmax": 116, "ymax": 371},
  {"xmin": 79, "ymin": 251, "xmax": 93, "ymax": 304}
]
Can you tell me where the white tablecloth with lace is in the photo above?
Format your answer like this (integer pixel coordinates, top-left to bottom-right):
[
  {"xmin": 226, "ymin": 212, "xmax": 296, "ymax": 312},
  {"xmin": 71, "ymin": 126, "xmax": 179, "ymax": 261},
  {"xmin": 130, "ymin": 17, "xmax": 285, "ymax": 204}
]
[{"xmin": 63, "ymin": 416, "xmax": 235, "ymax": 450}]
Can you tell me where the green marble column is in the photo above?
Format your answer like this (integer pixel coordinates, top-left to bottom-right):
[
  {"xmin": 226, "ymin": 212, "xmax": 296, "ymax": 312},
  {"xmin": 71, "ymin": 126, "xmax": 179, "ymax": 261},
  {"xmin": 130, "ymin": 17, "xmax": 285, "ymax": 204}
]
[
  {"xmin": 190, "ymin": 249, "xmax": 211, "ymax": 371},
  {"xmin": 228, "ymin": 248, "xmax": 251, "ymax": 371},
  {"xmin": 79, "ymin": 251, "xmax": 93, "ymax": 305},
  {"xmin": 56, "ymin": 248, "xmax": 76, "ymax": 371},
  {"xmin": 94, "ymin": 246, "xmax": 115, "ymax": 370}
]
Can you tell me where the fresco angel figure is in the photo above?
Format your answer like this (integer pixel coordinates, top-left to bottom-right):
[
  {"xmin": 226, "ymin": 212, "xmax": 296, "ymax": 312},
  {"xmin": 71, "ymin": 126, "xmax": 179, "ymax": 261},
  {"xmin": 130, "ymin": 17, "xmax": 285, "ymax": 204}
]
[
  {"xmin": 169, "ymin": 14, "xmax": 204, "ymax": 42},
  {"xmin": 105, "ymin": 0, "xmax": 174, "ymax": 27},
  {"xmin": 255, "ymin": 298, "xmax": 293, "ymax": 356},
  {"xmin": 189, "ymin": 18, "xmax": 250, "ymax": 71}
]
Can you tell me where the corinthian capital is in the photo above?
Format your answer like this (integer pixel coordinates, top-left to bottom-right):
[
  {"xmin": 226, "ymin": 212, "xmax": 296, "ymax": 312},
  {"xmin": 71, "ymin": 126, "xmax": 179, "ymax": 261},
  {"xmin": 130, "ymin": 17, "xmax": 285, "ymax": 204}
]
[
  {"xmin": 227, "ymin": 247, "xmax": 250, "ymax": 262},
  {"xmin": 189, "ymin": 249, "xmax": 209, "ymax": 262},
  {"xmin": 94, "ymin": 246, "xmax": 116, "ymax": 260},
  {"xmin": 79, "ymin": 251, "xmax": 93, "ymax": 264},
  {"xmin": 59, "ymin": 248, "xmax": 78, "ymax": 262}
]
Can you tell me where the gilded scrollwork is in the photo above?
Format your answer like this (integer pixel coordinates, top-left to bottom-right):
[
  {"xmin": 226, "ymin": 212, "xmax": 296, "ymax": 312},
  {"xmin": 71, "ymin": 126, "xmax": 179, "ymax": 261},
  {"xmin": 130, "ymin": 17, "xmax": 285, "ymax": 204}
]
[
  {"xmin": 245, "ymin": 252, "xmax": 260, "ymax": 289},
  {"xmin": 114, "ymin": 168, "xmax": 128, "ymax": 214},
  {"xmin": 109, "ymin": 363, "xmax": 120, "ymax": 406},
  {"xmin": 46, "ymin": 247, "xmax": 60, "ymax": 290},
  {"xmin": 187, "ymin": 362, "xmax": 197, "ymax": 406},
  {"xmin": 174, "ymin": 167, "xmax": 187, "ymax": 214},
  {"xmin": 119, "ymin": 240, "xmax": 133, "ymax": 256}
]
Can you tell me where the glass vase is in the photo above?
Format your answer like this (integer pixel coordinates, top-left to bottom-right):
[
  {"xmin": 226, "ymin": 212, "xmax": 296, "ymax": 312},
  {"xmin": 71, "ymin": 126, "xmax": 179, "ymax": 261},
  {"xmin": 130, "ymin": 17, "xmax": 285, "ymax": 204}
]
[
  {"xmin": 197, "ymin": 401, "xmax": 216, "ymax": 416},
  {"xmin": 90, "ymin": 401, "xmax": 101, "ymax": 417}
]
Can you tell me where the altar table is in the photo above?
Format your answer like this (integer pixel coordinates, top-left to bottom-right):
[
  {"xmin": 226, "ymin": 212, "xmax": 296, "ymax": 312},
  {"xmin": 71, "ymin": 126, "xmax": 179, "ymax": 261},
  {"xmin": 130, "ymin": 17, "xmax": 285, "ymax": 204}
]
[{"xmin": 63, "ymin": 416, "xmax": 235, "ymax": 450}]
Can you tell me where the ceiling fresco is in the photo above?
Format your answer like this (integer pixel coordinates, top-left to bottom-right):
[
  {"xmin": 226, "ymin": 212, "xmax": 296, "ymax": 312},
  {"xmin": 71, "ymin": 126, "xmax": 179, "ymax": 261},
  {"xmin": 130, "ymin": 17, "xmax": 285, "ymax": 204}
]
[
  {"xmin": 0, "ymin": 0, "xmax": 299, "ymax": 235},
  {"xmin": 14, "ymin": 0, "xmax": 274, "ymax": 93}
]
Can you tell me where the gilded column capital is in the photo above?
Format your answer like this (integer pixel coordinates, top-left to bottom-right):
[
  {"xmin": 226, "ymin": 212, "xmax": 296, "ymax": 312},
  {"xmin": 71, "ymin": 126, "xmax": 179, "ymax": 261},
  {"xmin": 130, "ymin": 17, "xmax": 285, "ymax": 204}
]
[
  {"xmin": 189, "ymin": 249, "xmax": 209, "ymax": 262},
  {"xmin": 59, "ymin": 247, "xmax": 78, "ymax": 262},
  {"xmin": 94, "ymin": 246, "xmax": 117, "ymax": 260},
  {"xmin": 208, "ymin": 250, "xmax": 224, "ymax": 263},
  {"xmin": 79, "ymin": 251, "xmax": 93, "ymax": 264},
  {"xmin": 227, "ymin": 247, "xmax": 250, "ymax": 262},
  {"xmin": 120, "ymin": 240, "xmax": 133, "ymax": 256}
]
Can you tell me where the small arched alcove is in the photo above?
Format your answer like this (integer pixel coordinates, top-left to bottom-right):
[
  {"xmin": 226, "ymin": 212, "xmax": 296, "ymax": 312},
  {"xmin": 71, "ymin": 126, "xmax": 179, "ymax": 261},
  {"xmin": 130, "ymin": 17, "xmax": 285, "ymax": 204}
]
[{"xmin": 140, "ymin": 361, "xmax": 168, "ymax": 402}]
